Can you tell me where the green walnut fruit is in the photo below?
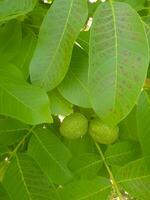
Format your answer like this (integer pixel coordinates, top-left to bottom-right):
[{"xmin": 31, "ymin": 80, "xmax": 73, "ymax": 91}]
[
  {"xmin": 60, "ymin": 113, "xmax": 88, "ymax": 139},
  {"xmin": 89, "ymin": 118, "xmax": 119, "ymax": 144}
]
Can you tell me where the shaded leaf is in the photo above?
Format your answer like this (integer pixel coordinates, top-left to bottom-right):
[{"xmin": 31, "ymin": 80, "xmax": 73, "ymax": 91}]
[
  {"xmin": 0, "ymin": 183, "xmax": 10, "ymax": 200},
  {"xmin": 69, "ymin": 153, "xmax": 102, "ymax": 179},
  {"xmin": 0, "ymin": 0, "xmax": 36, "ymax": 22},
  {"xmin": 76, "ymin": 31, "xmax": 90, "ymax": 53},
  {"xmin": 60, "ymin": 177, "xmax": 111, "ymax": 200},
  {"xmin": 0, "ymin": 118, "xmax": 28, "ymax": 146},
  {"xmin": 64, "ymin": 135, "xmax": 96, "ymax": 157},
  {"xmin": 119, "ymin": 106, "xmax": 139, "ymax": 141},
  {"xmin": 0, "ymin": 20, "xmax": 22, "ymax": 63},
  {"xmin": 137, "ymin": 90, "xmax": 150, "ymax": 156},
  {"xmin": 13, "ymin": 30, "xmax": 37, "ymax": 79},
  {"xmin": 48, "ymin": 90, "xmax": 73, "ymax": 116},
  {"xmin": 105, "ymin": 141, "xmax": 141, "ymax": 166},
  {"xmin": 59, "ymin": 45, "xmax": 91, "ymax": 108},
  {"xmin": 114, "ymin": 0, "xmax": 145, "ymax": 10}
]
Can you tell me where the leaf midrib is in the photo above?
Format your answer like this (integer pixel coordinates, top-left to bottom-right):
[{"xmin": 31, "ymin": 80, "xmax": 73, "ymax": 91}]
[
  {"xmin": 16, "ymin": 155, "xmax": 32, "ymax": 200},
  {"xmin": 33, "ymin": 131, "xmax": 70, "ymax": 175},
  {"xmin": 109, "ymin": 0, "xmax": 118, "ymax": 112},
  {"xmin": 0, "ymin": 81, "xmax": 41, "ymax": 118},
  {"xmin": 70, "ymin": 69, "xmax": 89, "ymax": 94},
  {"xmin": 41, "ymin": 0, "xmax": 74, "ymax": 87}
]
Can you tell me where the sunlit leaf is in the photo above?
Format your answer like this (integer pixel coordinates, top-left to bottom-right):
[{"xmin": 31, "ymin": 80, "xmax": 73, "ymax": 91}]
[
  {"xmin": 3, "ymin": 154, "xmax": 53, "ymax": 200},
  {"xmin": 0, "ymin": 64, "xmax": 52, "ymax": 125},
  {"xmin": 116, "ymin": 157, "xmax": 150, "ymax": 200},
  {"xmin": 30, "ymin": 0, "xmax": 88, "ymax": 91},
  {"xmin": 89, "ymin": 2, "xmax": 149, "ymax": 126},
  {"xmin": 28, "ymin": 128, "xmax": 73, "ymax": 184}
]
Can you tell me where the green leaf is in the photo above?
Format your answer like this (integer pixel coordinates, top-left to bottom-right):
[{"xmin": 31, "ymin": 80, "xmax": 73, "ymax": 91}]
[
  {"xmin": 0, "ymin": 159, "xmax": 10, "ymax": 182},
  {"xmin": 76, "ymin": 31, "xmax": 90, "ymax": 53},
  {"xmin": 105, "ymin": 141, "xmax": 141, "ymax": 166},
  {"xmin": 59, "ymin": 45, "xmax": 91, "ymax": 108},
  {"xmin": 48, "ymin": 89, "xmax": 73, "ymax": 116},
  {"xmin": 137, "ymin": 90, "xmax": 150, "ymax": 156},
  {"xmin": 64, "ymin": 135, "xmax": 96, "ymax": 157},
  {"xmin": 88, "ymin": 0, "xmax": 100, "ymax": 17},
  {"xmin": 28, "ymin": 128, "xmax": 72, "ymax": 184},
  {"xmin": 2, "ymin": 154, "xmax": 53, "ymax": 200},
  {"xmin": 30, "ymin": 0, "xmax": 88, "ymax": 91},
  {"xmin": 69, "ymin": 153, "xmax": 103, "ymax": 179},
  {"xmin": 0, "ymin": 146, "xmax": 8, "ymax": 160},
  {"xmin": 114, "ymin": 0, "xmax": 145, "ymax": 10},
  {"xmin": 119, "ymin": 106, "xmax": 139, "ymax": 141},
  {"xmin": 89, "ymin": 2, "xmax": 149, "ymax": 126},
  {"xmin": 0, "ymin": 184, "xmax": 10, "ymax": 200},
  {"xmin": 0, "ymin": 118, "xmax": 28, "ymax": 146},
  {"xmin": 0, "ymin": 20, "xmax": 22, "ymax": 63},
  {"xmin": 60, "ymin": 177, "xmax": 111, "ymax": 200},
  {"xmin": 25, "ymin": 1, "xmax": 50, "ymax": 30},
  {"xmin": 13, "ymin": 30, "xmax": 37, "ymax": 79},
  {"xmin": 0, "ymin": 64, "xmax": 52, "ymax": 125},
  {"xmin": 0, "ymin": 0, "xmax": 36, "ymax": 22},
  {"xmin": 116, "ymin": 157, "xmax": 150, "ymax": 200}
]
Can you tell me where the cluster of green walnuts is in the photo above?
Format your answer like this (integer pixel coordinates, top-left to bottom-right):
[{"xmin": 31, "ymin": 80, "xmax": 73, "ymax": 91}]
[{"xmin": 60, "ymin": 113, "xmax": 119, "ymax": 144}]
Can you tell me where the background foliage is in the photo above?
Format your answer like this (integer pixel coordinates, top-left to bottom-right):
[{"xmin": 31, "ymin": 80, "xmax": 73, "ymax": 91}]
[{"xmin": 0, "ymin": 0, "xmax": 150, "ymax": 199}]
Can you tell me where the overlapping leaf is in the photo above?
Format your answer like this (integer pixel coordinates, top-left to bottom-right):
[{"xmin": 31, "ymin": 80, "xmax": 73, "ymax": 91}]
[
  {"xmin": 105, "ymin": 141, "xmax": 141, "ymax": 166},
  {"xmin": 69, "ymin": 153, "xmax": 102, "ymax": 179},
  {"xmin": 48, "ymin": 90, "xmax": 73, "ymax": 116},
  {"xmin": 0, "ymin": 64, "xmax": 52, "ymax": 125},
  {"xmin": 116, "ymin": 157, "xmax": 150, "ymax": 200},
  {"xmin": 0, "ymin": 184, "xmax": 10, "ymax": 200},
  {"xmin": 0, "ymin": 118, "xmax": 28, "ymax": 146},
  {"xmin": 13, "ymin": 30, "xmax": 37, "ymax": 79},
  {"xmin": 0, "ymin": 0, "xmax": 36, "ymax": 22},
  {"xmin": 60, "ymin": 177, "xmax": 111, "ymax": 200},
  {"xmin": 0, "ymin": 20, "xmax": 22, "ymax": 63},
  {"xmin": 114, "ymin": 0, "xmax": 145, "ymax": 10},
  {"xmin": 59, "ymin": 45, "xmax": 91, "ymax": 108},
  {"xmin": 30, "ymin": 0, "xmax": 88, "ymax": 91},
  {"xmin": 89, "ymin": 2, "xmax": 149, "ymax": 126},
  {"xmin": 119, "ymin": 106, "xmax": 139, "ymax": 141},
  {"xmin": 2, "ymin": 154, "xmax": 53, "ymax": 200},
  {"xmin": 28, "ymin": 128, "xmax": 72, "ymax": 184},
  {"xmin": 137, "ymin": 90, "xmax": 150, "ymax": 156}
]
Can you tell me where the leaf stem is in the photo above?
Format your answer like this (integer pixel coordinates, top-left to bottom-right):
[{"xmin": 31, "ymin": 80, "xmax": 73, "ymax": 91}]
[
  {"xmin": 8, "ymin": 126, "xmax": 35, "ymax": 160},
  {"xmin": 95, "ymin": 142, "xmax": 123, "ymax": 200}
]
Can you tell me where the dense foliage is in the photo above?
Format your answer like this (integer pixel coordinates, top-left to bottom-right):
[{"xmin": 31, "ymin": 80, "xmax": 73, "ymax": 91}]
[{"xmin": 0, "ymin": 0, "xmax": 150, "ymax": 199}]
